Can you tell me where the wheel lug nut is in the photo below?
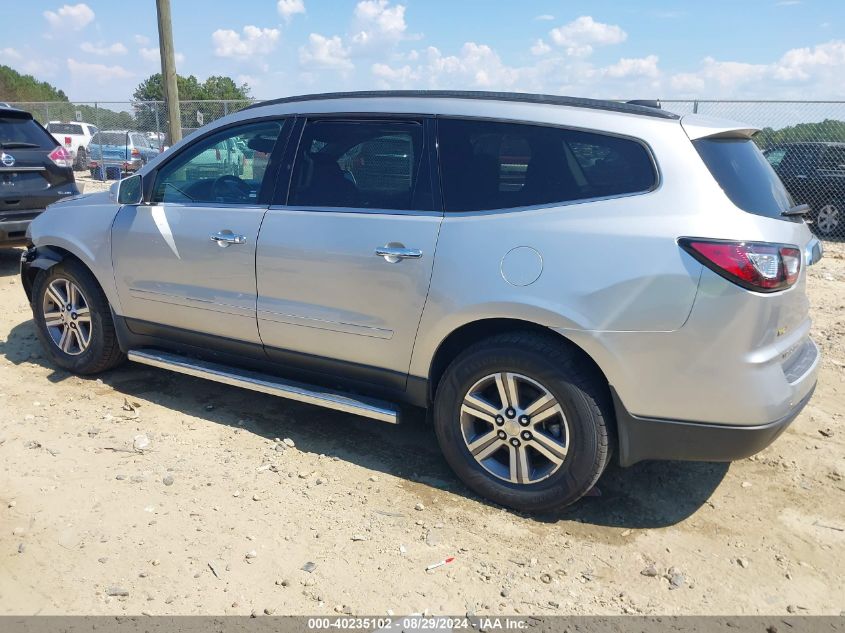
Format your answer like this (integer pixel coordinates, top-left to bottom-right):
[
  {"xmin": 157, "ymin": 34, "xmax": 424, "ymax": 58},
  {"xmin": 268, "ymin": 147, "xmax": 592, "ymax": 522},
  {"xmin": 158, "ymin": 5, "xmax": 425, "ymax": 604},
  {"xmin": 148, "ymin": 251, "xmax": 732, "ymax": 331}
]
[
  {"xmin": 497, "ymin": 430, "xmax": 507, "ymax": 440},
  {"xmin": 495, "ymin": 415, "xmax": 504, "ymax": 425},
  {"xmin": 506, "ymin": 408, "xmax": 516, "ymax": 419},
  {"xmin": 510, "ymin": 438, "xmax": 520, "ymax": 447},
  {"xmin": 521, "ymin": 430, "xmax": 532, "ymax": 441},
  {"xmin": 518, "ymin": 415, "xmax": 529, "ymax": 426}
]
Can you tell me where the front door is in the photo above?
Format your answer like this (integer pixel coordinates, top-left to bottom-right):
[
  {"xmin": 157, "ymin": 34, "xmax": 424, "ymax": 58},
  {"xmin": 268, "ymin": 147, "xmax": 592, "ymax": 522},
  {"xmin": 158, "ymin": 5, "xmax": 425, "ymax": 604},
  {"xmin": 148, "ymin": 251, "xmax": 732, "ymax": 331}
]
[
  {"xmin": 256, "ymin": 117, "xmax": 441, "ymax": 389},
  {"xmin": 112, "ymin": 119, "xmax": 288, "ymax": 344}
]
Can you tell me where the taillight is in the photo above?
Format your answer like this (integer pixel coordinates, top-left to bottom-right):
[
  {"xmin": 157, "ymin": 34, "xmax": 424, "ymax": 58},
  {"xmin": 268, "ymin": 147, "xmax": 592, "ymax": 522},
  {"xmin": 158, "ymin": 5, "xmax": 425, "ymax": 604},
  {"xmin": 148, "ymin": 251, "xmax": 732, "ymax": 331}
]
[
  {"xmin": 131, "ymin": 148, "xmax": 141, "ymax": 157},
  {"xmin": 48, "ymin": 146, "xmax": 73, "ymax": 168},
  {"xmin": 679, "ymin": 238, "xmax": 802, "ymax": 293},
  {"xmin": 64, "ymin": 136, "xmax": 72, "ymax": 146}
]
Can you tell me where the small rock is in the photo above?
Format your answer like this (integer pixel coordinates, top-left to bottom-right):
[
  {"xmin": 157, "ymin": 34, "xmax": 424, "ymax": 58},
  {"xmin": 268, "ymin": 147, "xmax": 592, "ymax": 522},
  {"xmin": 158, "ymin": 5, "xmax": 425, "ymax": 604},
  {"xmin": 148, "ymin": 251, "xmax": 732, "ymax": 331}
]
[
  {"xmin": 106, "ymin": 586, "xmax": 129, "ymax": 597},
  {"xmin": 232, "ymin": 490, "xmax": 241, "ymax": 497},
  {"xmin": 12, "ymin": 527, "xmax": 26, "ymax": 537},
  {"xmin": 737, "ymin": 557, "xmax": 750, "ymax": 569},
  {"xmin": 7, "ymin": 501, "xmax": 16, "ymax": 508},
  {"xmin": 23, "ymin": 440, "xmax": 41, "ymax": 449},
  {"xmin": 245, "ymin": 550, "xmax": 258, "ymax": 560},
  {"xmin": 666, "ymin": 567, "xmax": 685, "ymax": 590},
  {"xmin": 818, "ymin": 428, "xmax": 834, "ymax": 438},
  {"xmin": 151, "ymin": 559, "xmax": 161, "ymax": 566},
  {"xmin": 500, "ymin": 587, "xmax": 510, "ymax": 598},
  {"xmin": 640, "ymin": 564, "xmax": 659, "ymax": 577},
  {"xmin": 276, "ymin": 578, "xmax": 290, "ymax": 587},
  {"xmin": 132, "ymin": 434, "xmax": 150, "ymax": 452},
  {"xmin": 252, "ymin": 493, "xmax": 261, "ymax": 501},
  {"xmin": 115, "ymin": 474, "xmax": 126, "ymax": 481},
  {"xmin": 315, "ymin": 477, "xmax": 326, "ymax": 485},
  {"xmin": 539, "ymin": 573, "xmax": 553, "ymax": 584},
  {"xmin": 741, "ymin": 481, "xmax": 752, "ymax": 489},
  {"xmin": 415, "ymin": 503, "xmax": 425, "ymax": 511},
  {"xmin": 301, "ymin": 561, "xmax": 317, "ymax": 573},
  {"xmin": 283, "ymin": 438, "xmax": 295, "ymax": 448},
  {"xmin": 263, "ymin": 607, "xmax": 275, "ymax": 615},
  {"xmin": 548, "ymin": 600, "xmax": 560, "ymax": 609},
  {"xmin": 298, "ymin": 472, "xmax": 310, "ymax": 479},
  {"xmin": 98, "ymin": 557, "xmax": 108, "ymax": 564},
  {"xmin": 162, "ymin": 475, "xmax": 174, "ymax": 486},
  {"xmin": 787, "ymin": 605, "xmax": 798, "ymax": 614},
  {"xmin": 369, "ymin": 475, "xmax": 379, "ymax": 482},
  {"xmin": 17, "ymin": 543, "xmax": 25, "ymax": 554},
  {"xmin": 351, "ymin": 534, "xmax": 367, "ymax": 542}
]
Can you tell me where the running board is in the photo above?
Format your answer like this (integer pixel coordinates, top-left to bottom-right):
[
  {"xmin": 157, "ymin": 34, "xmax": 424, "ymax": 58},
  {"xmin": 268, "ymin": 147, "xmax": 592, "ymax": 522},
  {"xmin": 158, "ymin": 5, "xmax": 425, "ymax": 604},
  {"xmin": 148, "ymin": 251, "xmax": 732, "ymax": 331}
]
[{"xmin": 127, "ymin": 349, "xmax": 399, "ymax": 424}]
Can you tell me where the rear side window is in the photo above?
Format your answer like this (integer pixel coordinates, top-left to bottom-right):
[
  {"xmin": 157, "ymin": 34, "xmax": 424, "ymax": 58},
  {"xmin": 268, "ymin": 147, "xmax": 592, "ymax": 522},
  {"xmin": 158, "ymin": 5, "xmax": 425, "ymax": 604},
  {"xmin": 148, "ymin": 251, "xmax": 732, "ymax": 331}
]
[
  {"xmin": 1, "ymin": 116, "xmax": 57, "ymax": 149},
  {"xmin": 819, "ymin": 146, "xmax": 845, "ymax": 172},
  {"xmin": 694, "ymin": 138, "xmax": 793, "ymax": 218},
  {"xmin": 437, "ymin": 118, "xmax": 656, "ymax": 212},
  {"xmin": 289, "ymin": 119, "xmax": 429, "ymax": 211},
  {"xmin": 47, "ymin": 123, "xmax": 84, "ymax": 135}
]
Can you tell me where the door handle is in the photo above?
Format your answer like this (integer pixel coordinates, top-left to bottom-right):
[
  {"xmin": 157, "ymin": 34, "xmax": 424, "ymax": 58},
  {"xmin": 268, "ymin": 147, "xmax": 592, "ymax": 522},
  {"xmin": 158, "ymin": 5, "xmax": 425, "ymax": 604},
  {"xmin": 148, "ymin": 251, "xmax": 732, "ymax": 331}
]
[
  {"xmin": 210, "ymin": 231, "xmax": 247, "ymax": 247},
  {"xmin": 375, "ymin": 245, "xmax": 423, "ymax": 263}
]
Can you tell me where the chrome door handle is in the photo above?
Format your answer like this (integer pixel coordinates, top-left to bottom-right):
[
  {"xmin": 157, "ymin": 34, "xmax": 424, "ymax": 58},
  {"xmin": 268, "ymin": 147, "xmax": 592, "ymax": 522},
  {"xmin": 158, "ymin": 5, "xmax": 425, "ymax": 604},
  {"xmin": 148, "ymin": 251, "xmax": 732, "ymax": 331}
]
[
  {"xmin": 210, "ymin": 231, "xmax": 247, "ymax": 247},
  {"xmin": 375, "ymin": 245, "xmax": 423, "ymax": 263}
]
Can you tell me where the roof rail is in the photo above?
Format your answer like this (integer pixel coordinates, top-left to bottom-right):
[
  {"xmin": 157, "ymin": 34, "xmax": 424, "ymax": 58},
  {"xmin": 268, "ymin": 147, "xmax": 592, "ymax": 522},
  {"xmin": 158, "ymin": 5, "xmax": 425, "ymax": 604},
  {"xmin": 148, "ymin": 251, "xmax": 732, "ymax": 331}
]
[{"xmin": 244, "ymin": 90, "xmax": 680, "ymax": 120}]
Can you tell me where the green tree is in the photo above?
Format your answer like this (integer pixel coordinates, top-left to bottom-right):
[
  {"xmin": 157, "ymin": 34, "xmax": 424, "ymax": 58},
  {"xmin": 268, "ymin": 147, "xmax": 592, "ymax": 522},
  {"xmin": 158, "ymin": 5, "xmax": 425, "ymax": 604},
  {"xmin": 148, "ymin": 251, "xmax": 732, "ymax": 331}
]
[
  {"xmin": 0, "ymin": 65, "xmax": 68, "ymax": 102},
  {"xmin": 754, "ymin": 119, "xmax": 845, "ymax": 149},
  {"xmin": 132, "ymin": 73, "xmax": 252, "ymax": 132}
]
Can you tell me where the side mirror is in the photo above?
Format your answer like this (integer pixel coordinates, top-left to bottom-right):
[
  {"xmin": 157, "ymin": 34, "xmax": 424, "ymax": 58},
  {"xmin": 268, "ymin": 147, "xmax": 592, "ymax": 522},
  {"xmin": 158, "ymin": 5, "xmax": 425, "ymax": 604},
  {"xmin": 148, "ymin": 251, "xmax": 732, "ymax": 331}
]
[{"xmin": 117, "ymin": 174, "xmax": 143, "ymax": 205}]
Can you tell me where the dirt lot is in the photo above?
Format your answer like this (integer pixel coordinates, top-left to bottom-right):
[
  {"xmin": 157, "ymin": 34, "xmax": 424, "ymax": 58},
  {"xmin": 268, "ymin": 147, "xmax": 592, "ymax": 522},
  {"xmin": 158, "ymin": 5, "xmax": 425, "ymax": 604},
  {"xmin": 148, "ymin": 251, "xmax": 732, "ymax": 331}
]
[{"xmin": 0, "ymin": 217, "xmax": 842, "ymax": 616}]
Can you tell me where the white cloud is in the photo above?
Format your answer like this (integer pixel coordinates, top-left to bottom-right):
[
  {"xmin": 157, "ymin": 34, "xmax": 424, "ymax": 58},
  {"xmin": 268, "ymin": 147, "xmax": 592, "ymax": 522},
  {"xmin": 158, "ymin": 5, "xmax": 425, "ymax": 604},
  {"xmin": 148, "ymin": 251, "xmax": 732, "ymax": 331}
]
[
  {"xmin": 299, "ymin": 33, "xmax": 354, "ymax": 71},
  {"xmin": 351, "ymin": 0, "xmax": 409, "ymax": 49},
  {"xmin": 1, "ymin": 47, "xmax": 22, "ymax": 60},
  {"xmin": 134, "ymin": 34, "xmax": 150, "ymax": 46},
  {"xmin": 43, "ymin": 3, "xmax": 94, "ymax": 31},
  {"xmin": 66, "ymin": 58, "xmax": 131, "ymax": 82},
  {"xmin": 668, "ymin": 41, "xmax": 845, "ymax": 98},
  {"xmin": 530, "ymin": 39, "xmax": 551, "ymax": 56},
  {"xmin": 212, "ymin": 25, "xmax": 280, "ymax": 59},
  {"xmin": 602, "ymin": 54, "xmax": 659, "ymax": 79},
  {"xmin": 549, "ymin": 16, "xmax": 626, "ymax": 57},
  {"xmin": 278, "ymin": 0, "xmax": 306, "ymax": 21},
  {"xmin": 80, "ymin": 41, "xmax": 127, "ymax": 56},
  {"xmin": 139, "ymin": 47, "xmax": 185, "ymax": 64},
  {"xmin": 534, "ymin": 14, "xmax": 555, "ymax": 21}
]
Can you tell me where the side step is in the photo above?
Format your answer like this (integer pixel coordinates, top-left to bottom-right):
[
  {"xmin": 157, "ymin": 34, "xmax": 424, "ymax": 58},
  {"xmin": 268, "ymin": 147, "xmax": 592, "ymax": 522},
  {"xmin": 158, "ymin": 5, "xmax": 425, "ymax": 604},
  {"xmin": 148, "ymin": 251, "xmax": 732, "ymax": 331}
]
[{"xmin": 127, "ymin": 349, "xmax": 400, "ymax": 424}]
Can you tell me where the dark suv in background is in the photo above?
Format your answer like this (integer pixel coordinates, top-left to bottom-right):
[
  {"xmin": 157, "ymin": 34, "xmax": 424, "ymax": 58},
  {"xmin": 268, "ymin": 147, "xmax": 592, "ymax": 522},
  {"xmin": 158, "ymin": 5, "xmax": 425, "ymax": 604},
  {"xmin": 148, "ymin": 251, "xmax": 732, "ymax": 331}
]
[
  {"xmin": 0, "ymin": 106, "xmax": 79, "ymax": 246},
  {"xmin": 765, "ymin": 141, "xmax": 845, "ymax": 239}
]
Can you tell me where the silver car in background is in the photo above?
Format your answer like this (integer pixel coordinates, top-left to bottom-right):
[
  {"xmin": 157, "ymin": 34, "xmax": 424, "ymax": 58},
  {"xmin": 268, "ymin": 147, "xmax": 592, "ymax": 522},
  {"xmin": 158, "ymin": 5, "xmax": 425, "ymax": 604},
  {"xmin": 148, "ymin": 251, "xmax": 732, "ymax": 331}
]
[{"xmin": 20, "ymin": 91, "xmax": 821, "ymax": 511}]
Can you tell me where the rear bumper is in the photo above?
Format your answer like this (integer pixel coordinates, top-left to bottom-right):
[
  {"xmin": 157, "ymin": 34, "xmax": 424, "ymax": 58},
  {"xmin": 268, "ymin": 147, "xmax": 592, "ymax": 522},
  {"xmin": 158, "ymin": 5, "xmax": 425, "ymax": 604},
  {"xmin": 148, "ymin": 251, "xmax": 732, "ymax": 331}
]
[
  {"xmin": 0, "ymin": 211, "xmax": 43, "ymax": 245},
  {"xmin": 614, "ymin": 382, "xmax": 816, "ymax": 467}
]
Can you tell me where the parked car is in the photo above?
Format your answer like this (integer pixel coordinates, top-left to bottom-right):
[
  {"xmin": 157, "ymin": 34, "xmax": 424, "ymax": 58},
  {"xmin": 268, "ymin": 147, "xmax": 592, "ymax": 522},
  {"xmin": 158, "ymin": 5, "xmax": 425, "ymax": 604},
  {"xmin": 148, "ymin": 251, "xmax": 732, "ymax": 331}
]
[
  {"xmin": 87, "ymin": 130, "xmax": 158, "ymax": 180},
  {"xmin": 45, "ymin": 121, "xmax": 98, "ymax": 170},
  {"xmin": 21, "ymin": 91, "xmax": 822, "ymax": 511},
  {"xmin": 0, "ymin": 107, "xmax": 78, "ymax": 246},
  {"xmin": 764, "ymin": 141, "xmax": 845, "ymax": 239}
]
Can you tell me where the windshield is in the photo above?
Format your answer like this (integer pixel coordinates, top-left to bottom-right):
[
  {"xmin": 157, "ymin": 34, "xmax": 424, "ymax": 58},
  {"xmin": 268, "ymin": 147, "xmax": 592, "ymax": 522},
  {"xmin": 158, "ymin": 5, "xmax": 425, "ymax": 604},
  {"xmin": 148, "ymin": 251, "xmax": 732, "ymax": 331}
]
[
  {"xmin": 694, "ymin": 138, "xmax": 794, "ymax": 219},
  {"xmin": 91, "ymin": 132, "xmax": 130, "ymax": 146},
  {"xmin": 47, "ymin": 123, "xmax": 84, "ymax": 135}
]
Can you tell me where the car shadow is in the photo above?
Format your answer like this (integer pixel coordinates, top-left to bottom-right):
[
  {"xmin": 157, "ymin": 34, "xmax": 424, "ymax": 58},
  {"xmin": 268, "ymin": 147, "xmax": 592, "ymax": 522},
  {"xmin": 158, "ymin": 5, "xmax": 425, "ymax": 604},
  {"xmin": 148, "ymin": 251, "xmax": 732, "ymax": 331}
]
[
  {"xmin": 0, "ymin": 246, "xmax": 23, "ymax": 278},
  {"xmin": 0, "ymin": 317, "xmax": 727, "ymax": 529}
]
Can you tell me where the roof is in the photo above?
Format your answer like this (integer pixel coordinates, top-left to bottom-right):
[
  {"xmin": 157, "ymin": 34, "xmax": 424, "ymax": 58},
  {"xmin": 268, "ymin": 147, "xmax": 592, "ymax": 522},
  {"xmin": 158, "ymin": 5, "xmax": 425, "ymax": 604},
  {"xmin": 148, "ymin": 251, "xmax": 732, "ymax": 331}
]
[{"xmin": 244, "ymin": 90, "xmax": 679, "ymax": 120}]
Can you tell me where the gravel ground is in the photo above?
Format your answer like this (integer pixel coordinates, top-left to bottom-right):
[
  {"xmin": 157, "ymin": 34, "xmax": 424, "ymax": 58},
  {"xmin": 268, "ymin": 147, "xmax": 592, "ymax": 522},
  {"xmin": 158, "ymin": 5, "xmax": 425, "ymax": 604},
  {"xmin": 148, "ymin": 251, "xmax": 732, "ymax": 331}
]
[{"xmin": 0, "ymin": 223, "xmax": 842, "ymax": 616}]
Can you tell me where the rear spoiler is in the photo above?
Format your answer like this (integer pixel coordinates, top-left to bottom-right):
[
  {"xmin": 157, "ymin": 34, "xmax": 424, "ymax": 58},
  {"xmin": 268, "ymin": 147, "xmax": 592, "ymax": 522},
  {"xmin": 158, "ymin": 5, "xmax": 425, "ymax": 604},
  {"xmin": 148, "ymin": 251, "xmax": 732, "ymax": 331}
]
[{"xmin": 681, "ymin": 114, "xmax": 759, "ymax": 140}]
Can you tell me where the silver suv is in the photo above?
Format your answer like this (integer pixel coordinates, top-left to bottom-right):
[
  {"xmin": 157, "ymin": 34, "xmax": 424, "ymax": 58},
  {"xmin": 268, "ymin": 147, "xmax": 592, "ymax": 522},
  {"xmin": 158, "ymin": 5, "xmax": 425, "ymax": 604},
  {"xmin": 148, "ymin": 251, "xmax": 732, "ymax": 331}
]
[{"xmin": 20, "ymin": 91, "xmax": 822, "ymax": 512}]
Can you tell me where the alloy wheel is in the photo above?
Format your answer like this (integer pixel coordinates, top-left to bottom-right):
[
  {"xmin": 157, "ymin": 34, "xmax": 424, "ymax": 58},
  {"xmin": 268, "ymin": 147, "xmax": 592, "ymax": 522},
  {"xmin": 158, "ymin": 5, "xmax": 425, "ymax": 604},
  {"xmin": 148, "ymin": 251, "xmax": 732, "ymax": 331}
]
[
  {"xmin": 460, "ymin": 372, "xmax": 569, "ymax": 484},
  {"xmin": 42, "ymin": 278, "xmax": 92, "ymax": 356},
  {"xmin": 817, "ymin": 204, "xmax": 840, "ymax": 236}
]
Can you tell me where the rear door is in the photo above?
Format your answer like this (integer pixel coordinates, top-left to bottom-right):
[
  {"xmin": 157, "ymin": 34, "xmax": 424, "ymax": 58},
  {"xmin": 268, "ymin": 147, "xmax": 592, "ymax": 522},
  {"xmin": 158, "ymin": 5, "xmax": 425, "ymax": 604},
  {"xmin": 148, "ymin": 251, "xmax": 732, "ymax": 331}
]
[
  {"xmin": 255, "ymin": 117, "xmax": 441, "ymax": 389},
  {"xmin": 111, "ymin": 118, "xmax": 290, "ymax": 345}
]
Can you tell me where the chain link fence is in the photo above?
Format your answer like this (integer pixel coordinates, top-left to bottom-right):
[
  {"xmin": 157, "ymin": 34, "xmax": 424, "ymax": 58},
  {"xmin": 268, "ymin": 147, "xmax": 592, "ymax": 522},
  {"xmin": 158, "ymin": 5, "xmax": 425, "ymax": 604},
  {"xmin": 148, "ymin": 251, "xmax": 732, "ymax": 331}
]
[{"xmin": 6, "ymin": 98, "xmax": 845, "ymax": 239}]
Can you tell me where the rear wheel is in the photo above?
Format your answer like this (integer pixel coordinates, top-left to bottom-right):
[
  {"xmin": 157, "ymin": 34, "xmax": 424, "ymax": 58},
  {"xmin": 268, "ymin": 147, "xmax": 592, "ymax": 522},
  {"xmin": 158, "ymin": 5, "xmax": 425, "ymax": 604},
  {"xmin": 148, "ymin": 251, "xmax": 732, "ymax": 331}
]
[
  {"xmin": 814, "ymin": 202, "xmax": 841, "ymax": 238},
  {"xmin": 31, "ymin": 260, "xmax": 125, "ymax": 374},
  {"xmin": 433, "ymin": 332, "xmax": 612, "ymax": 512},
  {"xmin": 74, "ymin": 147, "xmax": 87, "ymax": 170}
]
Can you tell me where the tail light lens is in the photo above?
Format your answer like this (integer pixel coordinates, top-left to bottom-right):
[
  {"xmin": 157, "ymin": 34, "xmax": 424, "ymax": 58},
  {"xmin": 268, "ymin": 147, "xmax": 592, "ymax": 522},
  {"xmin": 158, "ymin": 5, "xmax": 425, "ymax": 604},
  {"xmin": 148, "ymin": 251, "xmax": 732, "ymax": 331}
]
[
  {"xmin": 679, "ymin": 238, "xmax": 802, "ymax": 293},
  {"xmin": 131, "ymin": 148, "xmax": 141, "ymax": 157},
  {"xmin": 64, "ymin": 136, "xmax": 72, "ymax": 146},
  {"xmin": 48, "ymin": 146, "xmax": 73, "ymax": 168}
]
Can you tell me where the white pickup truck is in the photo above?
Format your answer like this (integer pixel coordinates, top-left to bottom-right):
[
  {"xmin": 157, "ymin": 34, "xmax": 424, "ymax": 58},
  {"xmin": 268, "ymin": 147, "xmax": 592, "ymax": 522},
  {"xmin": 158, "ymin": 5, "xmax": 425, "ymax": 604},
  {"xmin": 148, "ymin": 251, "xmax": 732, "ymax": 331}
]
[{"xmin": 46, "ymin": 121, "xmax": 99, "ymax": 170}]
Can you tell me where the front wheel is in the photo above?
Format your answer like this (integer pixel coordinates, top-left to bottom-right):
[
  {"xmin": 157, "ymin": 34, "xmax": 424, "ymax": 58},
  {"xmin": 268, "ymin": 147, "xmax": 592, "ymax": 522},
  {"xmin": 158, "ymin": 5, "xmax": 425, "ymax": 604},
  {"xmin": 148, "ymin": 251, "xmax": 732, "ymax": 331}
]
[
  {"xmin": 31, "ymin": 260, "xmax": 125, "ymax": 374},
  {"xmin": 433, "ymin": 332, "xmax": 612, "ymax": 512}
]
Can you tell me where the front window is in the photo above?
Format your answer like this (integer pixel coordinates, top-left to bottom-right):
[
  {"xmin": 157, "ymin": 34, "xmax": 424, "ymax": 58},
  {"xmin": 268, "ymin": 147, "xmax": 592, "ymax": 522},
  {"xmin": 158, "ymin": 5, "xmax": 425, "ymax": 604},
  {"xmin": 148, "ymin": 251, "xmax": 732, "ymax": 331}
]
[{"xmin": 151, "ymin": 120, "xmax": 284, "ymax": 205}]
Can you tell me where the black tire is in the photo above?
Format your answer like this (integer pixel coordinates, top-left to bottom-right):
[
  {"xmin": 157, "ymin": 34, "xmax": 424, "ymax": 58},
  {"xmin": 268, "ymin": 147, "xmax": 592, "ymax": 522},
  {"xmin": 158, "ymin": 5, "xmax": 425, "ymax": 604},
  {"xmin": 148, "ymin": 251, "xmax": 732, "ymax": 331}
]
[
  {"xmin": 31, "ymin": 260, "xmax": 125, "ymax": 375},
  {"xmin": 74, "ymin": 147, "xmax": 87, "ymax": 171},
  {"xmin": 433, "ymin": 331, "xmax": 612, "ymax": 512}
]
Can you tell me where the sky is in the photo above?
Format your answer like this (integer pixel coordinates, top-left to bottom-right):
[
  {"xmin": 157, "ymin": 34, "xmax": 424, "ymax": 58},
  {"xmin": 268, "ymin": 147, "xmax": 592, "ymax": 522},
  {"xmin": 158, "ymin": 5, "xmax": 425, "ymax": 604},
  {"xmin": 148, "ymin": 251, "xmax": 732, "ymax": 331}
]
[{"xmin": 1, "ymin": 0, "xmax": 844, "ymax": 103}]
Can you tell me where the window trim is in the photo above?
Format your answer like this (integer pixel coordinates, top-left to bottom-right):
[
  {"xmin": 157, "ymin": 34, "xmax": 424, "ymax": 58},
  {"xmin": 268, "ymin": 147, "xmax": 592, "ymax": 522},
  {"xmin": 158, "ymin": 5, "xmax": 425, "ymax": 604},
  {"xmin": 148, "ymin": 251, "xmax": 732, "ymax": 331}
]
[
  {"xmin": 144, "ymin": 115, "xmax": 292, "ymax": 208},
  {"xmin": 274, "ymin": 114, "xmax": 440, "ymax": 215},
  {"xmin": 433, "ymin": 114, "xmax": 661, "ymax": 214}
]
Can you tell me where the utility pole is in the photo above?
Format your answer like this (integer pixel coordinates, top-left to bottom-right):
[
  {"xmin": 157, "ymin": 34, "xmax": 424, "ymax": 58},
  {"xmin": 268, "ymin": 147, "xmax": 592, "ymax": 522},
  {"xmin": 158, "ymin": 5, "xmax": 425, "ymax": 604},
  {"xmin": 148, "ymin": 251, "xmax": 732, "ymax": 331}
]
[{"xmin": 156, "ymin": 0, "xmax": 181, "ymax": 145}]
